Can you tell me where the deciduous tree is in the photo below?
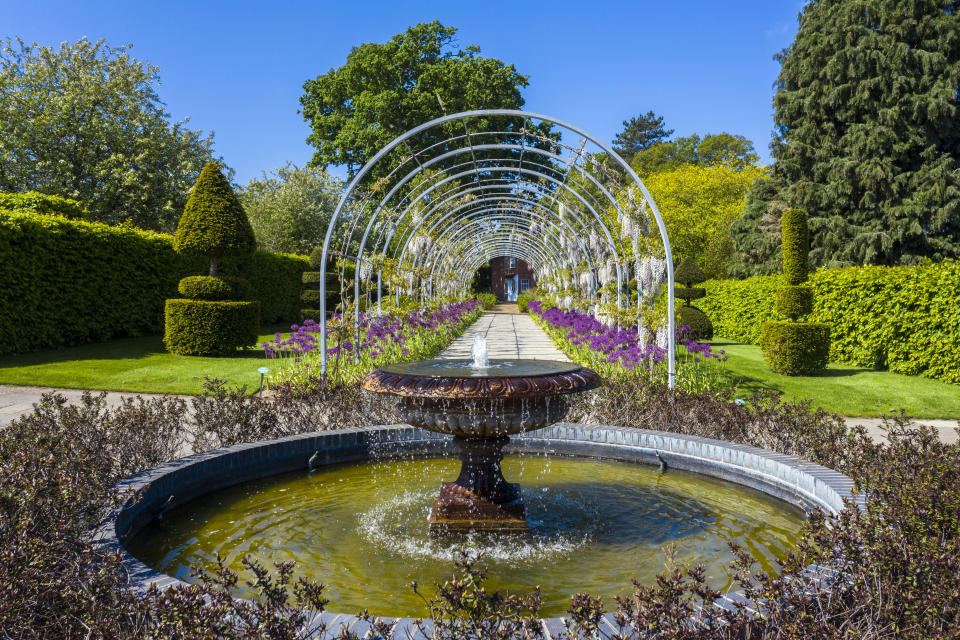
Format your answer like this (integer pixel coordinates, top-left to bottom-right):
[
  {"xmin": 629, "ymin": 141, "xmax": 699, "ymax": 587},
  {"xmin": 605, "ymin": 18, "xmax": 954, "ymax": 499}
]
[{"xmin": 0, "ymin": 37, "xmax": 224, "ymax": 231}]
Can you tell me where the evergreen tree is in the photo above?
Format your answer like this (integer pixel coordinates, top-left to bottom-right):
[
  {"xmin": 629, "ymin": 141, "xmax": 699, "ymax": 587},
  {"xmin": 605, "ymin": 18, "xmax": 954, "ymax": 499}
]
[
  {"xmin": 611, "ymin": 111, "xmax": 673, "ymax": 164},
  {"xmin": 756, "ymin": 0, "xmax": 960, "ymax": 267}
]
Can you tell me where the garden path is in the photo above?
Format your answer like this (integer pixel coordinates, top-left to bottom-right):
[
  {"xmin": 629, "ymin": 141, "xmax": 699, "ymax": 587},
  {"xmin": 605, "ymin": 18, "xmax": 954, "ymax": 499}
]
[{"xmin": 438, "ymin": 308, "xmax": 570, "ymax": 362}]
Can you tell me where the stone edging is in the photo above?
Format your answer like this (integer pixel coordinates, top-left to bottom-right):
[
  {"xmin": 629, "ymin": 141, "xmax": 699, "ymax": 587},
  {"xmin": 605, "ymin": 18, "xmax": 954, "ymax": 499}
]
[{"xmin": 94, "ymin": 424, "xmax": 863, "ymax": 639}]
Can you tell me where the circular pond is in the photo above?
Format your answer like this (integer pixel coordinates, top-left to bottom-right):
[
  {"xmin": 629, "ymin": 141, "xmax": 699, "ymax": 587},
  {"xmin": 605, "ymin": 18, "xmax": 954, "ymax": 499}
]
[{"xmin": 129, "ymin": 454, "xmax": 804, "ymax": 617}]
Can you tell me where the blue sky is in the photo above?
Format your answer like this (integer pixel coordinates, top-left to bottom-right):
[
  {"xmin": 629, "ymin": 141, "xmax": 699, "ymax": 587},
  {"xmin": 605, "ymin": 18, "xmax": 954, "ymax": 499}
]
[{"xmin": 5, "ymin": 1, "xmax": 804, "ymax": 184}]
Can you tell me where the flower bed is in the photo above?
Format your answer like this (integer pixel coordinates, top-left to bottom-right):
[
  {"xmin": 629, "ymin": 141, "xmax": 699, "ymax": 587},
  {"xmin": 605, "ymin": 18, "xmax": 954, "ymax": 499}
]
[
  {"xmin": 262, "ymin": 299, "xmax": 483, "ymax": 386},
  {"xmin": 527, "ymin": 300, "xmax": 726, "ymax": 390}
]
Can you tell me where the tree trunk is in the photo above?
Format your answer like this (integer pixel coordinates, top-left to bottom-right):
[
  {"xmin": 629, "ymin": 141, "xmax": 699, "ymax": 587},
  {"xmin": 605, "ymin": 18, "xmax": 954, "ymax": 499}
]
[{"xmin": 209, "ymin": 257, "xmax": 218, "ymax": 277}]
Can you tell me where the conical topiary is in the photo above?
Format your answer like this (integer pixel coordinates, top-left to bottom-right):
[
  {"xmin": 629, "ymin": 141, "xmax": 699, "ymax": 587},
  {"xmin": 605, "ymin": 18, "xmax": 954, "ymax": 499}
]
[
  {"xmin": 673, "ymin": 256, "xmax": 713, "ymax": 339},
  {"xmin": 174, "ymin": 162, "xmax": 256, "ymax": 276},
  {"xmin": 760, "ymin": 209, "xmax": 830, "ymax": 375},
  {"xmin": 165, "ymin": 162, "xmax": 259, "ymax": 356}
]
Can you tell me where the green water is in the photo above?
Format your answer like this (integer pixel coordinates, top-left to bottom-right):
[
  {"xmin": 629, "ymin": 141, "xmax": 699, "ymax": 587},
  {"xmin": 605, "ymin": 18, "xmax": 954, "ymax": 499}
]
[{"xmin": 129, "ymin": 455, "xmax": 804, "ymax": 617}]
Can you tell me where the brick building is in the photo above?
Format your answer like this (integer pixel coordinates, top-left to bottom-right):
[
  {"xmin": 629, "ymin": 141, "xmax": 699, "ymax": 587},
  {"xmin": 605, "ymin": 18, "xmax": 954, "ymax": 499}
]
[{"xmin": 489, "ymin": 256, "xmax": 536, "ymax": 301}]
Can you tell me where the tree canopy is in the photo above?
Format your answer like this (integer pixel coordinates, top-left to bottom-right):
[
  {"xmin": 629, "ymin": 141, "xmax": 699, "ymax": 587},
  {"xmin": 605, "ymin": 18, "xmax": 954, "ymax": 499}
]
[
  {"xmin": 745, "ymin": 0, "xmax": 960, "ymax": 268},
  {"xmin": 631, "ymin": 133, "xmax": 759, "ymax": 176},
  {"xmin": 239, "ymin": 163, "xmax": 343, "ymax": 254},
  {"xmin": 0, "ymin": 37, "xmax": 224, "ymax": 231},
  {"xmin": 300, "ymin": 21, "xmax": 531, "ymax": 180},
  {"xmin": 642, "ymin": 163, "xmax": 766, "ymax": 279},
  {"xmin": 611, "ymin": 111, "xmax": 673, "ymax": 165}
]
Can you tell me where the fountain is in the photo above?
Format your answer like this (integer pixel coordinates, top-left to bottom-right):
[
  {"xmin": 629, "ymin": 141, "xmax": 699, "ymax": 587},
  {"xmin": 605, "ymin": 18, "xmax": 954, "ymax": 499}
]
[{"xmin": 361, "ymin": 333, "xmax": 600, "ymax": 532}]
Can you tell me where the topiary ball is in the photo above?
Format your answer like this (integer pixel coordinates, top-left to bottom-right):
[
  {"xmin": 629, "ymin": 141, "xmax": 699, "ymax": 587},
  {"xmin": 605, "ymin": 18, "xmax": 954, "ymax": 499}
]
[
  {"xmin": 677, "ymin": 305, "xmax": 714, "ymax": 340},
  {"xmin": 776, "ymin": 285, "xmax": 814, "ymax": 320},
  {"xmin": 760, "ymin": 320, "xmax": 830, "ymax": 375}
]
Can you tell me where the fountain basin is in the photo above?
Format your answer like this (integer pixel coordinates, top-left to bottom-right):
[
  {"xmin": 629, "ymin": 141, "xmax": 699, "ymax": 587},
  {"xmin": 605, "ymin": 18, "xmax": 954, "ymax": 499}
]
[
  {"xmin": 361, "ymin": 359, "xmax": 601, "ymax": 438},
  {"xmin": 98, "ymin": 424, "xmax": 862, "ymax": 633}
]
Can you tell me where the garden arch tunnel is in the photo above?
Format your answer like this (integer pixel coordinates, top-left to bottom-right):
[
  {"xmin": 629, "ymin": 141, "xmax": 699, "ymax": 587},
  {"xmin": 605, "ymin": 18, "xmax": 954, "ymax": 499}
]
[{"xmin": 316, "ymin": 109, "xmax": 677, "ymax": 387}]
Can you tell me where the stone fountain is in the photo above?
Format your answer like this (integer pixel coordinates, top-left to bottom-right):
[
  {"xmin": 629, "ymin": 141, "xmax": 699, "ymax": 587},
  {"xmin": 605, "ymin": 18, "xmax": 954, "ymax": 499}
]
[{"xmin": 361, "ymin": 334, "xmax": 600, "ymax": 532}]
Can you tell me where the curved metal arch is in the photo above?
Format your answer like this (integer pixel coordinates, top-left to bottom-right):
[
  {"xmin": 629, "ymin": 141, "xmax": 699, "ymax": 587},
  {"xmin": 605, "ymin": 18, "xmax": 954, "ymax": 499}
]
[{"xmin": 318, "ymin": 109, "xmax": 676, "ymax": 388}]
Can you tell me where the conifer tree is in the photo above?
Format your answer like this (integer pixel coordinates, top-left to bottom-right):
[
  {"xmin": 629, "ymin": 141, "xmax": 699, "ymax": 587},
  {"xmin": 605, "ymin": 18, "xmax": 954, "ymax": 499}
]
[{"xmin": 735, "ymin": 0, "xmax": 960, "ymax": 268}]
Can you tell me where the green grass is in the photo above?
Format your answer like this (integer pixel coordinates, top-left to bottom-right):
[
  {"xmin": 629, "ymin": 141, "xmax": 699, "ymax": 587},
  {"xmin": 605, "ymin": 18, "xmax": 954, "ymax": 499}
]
[
  {"xmin": 713, "ymin": 339, "xmax": 960, "ymax": 419},
  {"xmin": 0, "ymin": 325, "xmax": 294, "ymax": 395}
]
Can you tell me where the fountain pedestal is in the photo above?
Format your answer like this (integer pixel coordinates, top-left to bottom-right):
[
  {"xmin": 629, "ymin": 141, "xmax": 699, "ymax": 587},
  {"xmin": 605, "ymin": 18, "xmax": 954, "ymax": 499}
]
[{"xmin": 428, "ymin": 436, "xmax": 529, "ymax": 533}]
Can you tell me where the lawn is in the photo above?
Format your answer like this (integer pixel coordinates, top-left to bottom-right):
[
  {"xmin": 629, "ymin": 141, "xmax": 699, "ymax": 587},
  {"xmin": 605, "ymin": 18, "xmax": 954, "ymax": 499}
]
[
  {"xmin": 714, "ymin": 339, "xmax": 960, "ymax": 419},
  {"xmin": 0, "ymin": 325, "xmax": 294, "ymax": 395}
]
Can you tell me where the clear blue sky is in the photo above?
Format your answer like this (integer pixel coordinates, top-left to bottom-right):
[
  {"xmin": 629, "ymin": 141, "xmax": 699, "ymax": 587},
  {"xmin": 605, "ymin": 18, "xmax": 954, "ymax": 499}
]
[{"xmin": 5, "ymin": 0, "xmax": 805, "ymax": 184}]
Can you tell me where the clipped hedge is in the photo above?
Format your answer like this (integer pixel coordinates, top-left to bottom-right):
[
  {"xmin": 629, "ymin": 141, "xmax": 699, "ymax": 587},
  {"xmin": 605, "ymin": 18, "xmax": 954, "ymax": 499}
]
[
  {"xmin": 760, "ymin": 321, "xmax": 831, "ymax": 375},
  {"xmin": 700, "ymin": 261, "xmax": 960, "ymax": 384},
  {"xmin": 0, "ymin": 210, "xmax": 309, "ymax": 355},
  {"xmin": 164, "ymin": 299, "xmax": 260, "ymax": 356},
  {"xmin": 677, "ymin": 305, "xmax": 713, "ymax": 340}
]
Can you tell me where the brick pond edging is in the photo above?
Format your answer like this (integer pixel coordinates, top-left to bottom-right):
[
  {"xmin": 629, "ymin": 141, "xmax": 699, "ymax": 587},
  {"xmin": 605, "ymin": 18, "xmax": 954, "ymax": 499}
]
[{"xmin": 94, "ymin": 424, "xmax": 863, "ymax": 639}]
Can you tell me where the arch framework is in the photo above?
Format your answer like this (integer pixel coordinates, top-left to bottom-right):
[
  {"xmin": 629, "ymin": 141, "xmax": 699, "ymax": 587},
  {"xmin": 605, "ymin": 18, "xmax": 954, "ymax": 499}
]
[{"xmin": 316, "ymin": 110, "xmax": 676, "ymax": 387}]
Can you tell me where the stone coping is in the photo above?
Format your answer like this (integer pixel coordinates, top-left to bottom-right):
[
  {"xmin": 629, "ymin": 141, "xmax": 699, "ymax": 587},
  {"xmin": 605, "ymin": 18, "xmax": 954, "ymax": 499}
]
[{"xmin": 94, "ymin": 424, "xmax": 863, "ymax": 639}]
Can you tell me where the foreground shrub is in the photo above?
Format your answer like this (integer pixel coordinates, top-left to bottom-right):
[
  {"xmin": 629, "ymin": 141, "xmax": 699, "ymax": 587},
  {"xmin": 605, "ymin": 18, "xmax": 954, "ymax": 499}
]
[
  {"xmin": 2, "ymin": 380, "xmax": 958, "ymax": 638},
  {"xmin": 164, "ymin": 299, "xmax": 260, "ymax": 356}
]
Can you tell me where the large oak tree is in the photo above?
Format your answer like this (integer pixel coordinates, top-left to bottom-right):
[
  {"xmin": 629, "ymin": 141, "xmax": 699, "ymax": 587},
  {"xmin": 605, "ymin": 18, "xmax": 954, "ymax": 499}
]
[{"xmin": 300, "ymin": 22, "xmax": 533, "ymax": 180}]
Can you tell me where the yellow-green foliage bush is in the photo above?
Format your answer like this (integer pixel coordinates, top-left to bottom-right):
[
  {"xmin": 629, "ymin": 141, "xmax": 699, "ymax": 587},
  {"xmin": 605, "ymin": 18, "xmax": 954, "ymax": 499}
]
[
  {"xmin": 477, "ymin": 292, "xmax": 497, "ymax": 309},
  {"xmin": 0, "ymin": 191, "xmax": 89, "ymax": 220},
  {"xmin": 700, "ymin": 261, "xmax": 960, "ymax": 384},
  {"xmin": 517, "ymin": 289, "xmax": 537, "ymax": 313},
  {"xmin": 163, "ymin": 299, "xmax": 260, "ymax": 356},
  {"xmin": 0, "ymin": 210, "xmax": 308, "ymax": 355}
]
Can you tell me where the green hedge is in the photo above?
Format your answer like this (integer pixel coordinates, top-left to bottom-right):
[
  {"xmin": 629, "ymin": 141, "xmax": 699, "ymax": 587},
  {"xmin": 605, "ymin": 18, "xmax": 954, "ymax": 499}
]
[
  {"xmin": 164, "ymin": 299, "xmax": 259, "ymax": 356},
  {"xmin": 760, "ymin": 321, "xmax": 831, "ymax": 376},
  {"xmin": 700, "ymin": 261, "xmax": 960, "ymax": 384},
  {"xmin": 0, "ymin": 210, "xmax": 309, "ymax": 355}
]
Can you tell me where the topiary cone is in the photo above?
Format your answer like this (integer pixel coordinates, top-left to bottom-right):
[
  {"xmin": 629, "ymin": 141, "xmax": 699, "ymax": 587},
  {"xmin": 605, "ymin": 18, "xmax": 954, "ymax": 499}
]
[
  {"xmin": 174, "ymin": 162, "xmax": 256, "ymax": 276},
  {"xmin": 674, "ymin": 256, "xmax": 707, "ymax": 288}
]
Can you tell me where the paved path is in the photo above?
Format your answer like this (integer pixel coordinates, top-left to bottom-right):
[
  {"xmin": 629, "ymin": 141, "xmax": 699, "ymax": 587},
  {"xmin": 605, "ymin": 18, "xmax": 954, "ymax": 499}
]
[
  {"xmin": 0, "ymin": 384, "xmax": 186, "ymax": 427},
  {"xmin": 439, "ymin": 310, "xmax": 570, "ymax": 362}
]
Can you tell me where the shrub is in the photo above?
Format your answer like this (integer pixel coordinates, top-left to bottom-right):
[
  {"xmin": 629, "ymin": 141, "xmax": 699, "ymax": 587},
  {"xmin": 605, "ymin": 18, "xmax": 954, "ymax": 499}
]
[
  {"xmin": 164, "ymin": 299, "xmax": 260, "ymax": 356},
  {"xmin": 0, "ymin": 210, "xmax": 307, "ymax": 355},
  {"xmin": 178, "ymin": 275, "xmax": 250, "ymax": 301},
  {"xmin": 677, "ymin": 305, "xmax": 713, "ymax": 340},
  {"xmin": 517, "ymin": 289, "xmax": 537, "ymax": 313},
  {"xmin": 760, "ymin": 321, "xmax": 831, "ymax": 375},
  {"xmin": 674, "ymin": 287, "xmax": 706, "ymax": 302},
  {"xmin": 776, "ymin": 284, "xmax": 813, "ymax": 320},
  {"xmin": 173, "ymin": 162, "xmax": 256, "ymax": 276},
  {"xmin": 674, "ymin": 256, "xmax": 707, "ymax": 288},
  {"xmin": 477, "ymin": 292, "xmax": 497, "ymax": 309},
  {"xmin": 301, "ymin": 270, "xmax": 322, "ymax": 285},
  {"xmin": 781, "ymin": 208, "xmax": 809, "ymax": 285},
  {"xmin": 0, "ymin": 191, "xmax": 89, "ymax": 220}
]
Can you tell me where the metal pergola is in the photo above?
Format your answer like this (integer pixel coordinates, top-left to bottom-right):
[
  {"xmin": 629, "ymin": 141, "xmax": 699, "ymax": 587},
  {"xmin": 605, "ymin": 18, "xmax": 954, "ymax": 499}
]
[{"xmin": 316, "ymin": 110, "xmax": 677, "ymax": 387}]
